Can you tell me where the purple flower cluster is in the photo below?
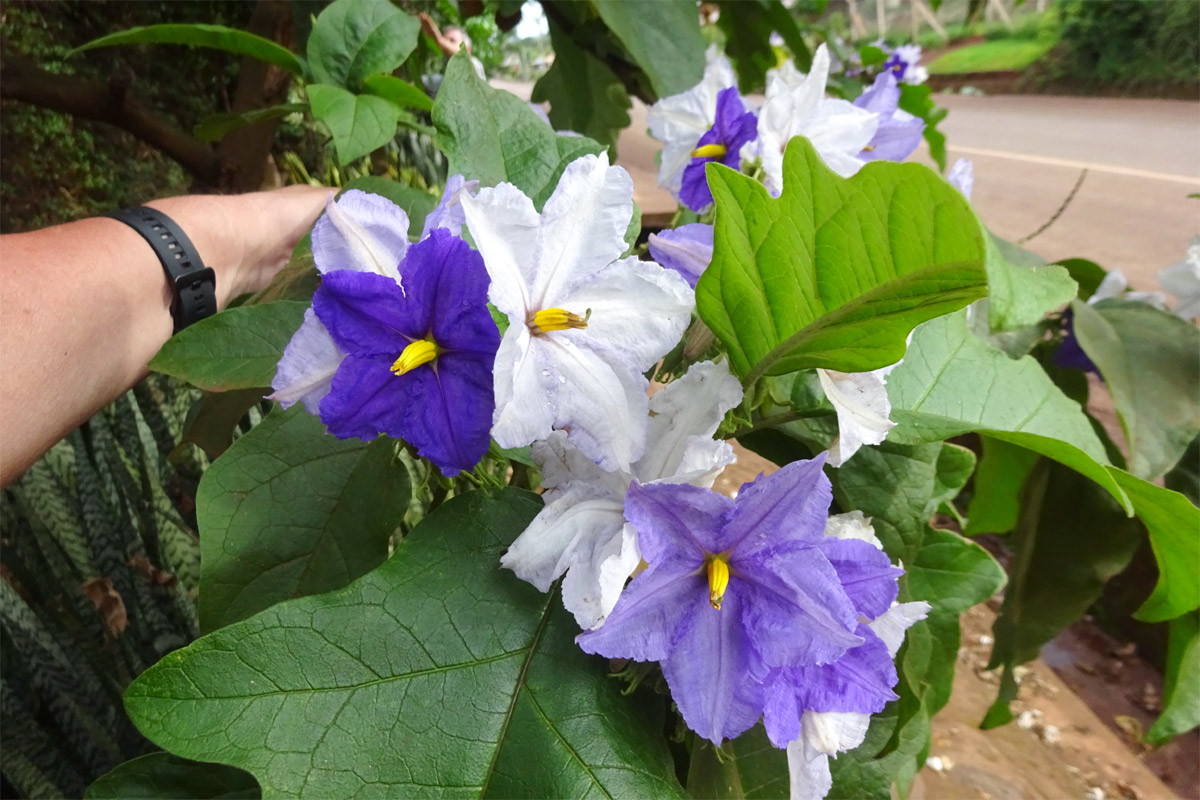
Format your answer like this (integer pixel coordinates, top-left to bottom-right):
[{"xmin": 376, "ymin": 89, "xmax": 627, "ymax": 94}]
[{"xmin": 577, "ymin": 456, "xmax": 904, "ymax": 746}]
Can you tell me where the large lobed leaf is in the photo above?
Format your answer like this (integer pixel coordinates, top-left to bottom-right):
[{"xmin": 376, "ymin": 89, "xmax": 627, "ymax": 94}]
[
  {"xmin": 126, "ymin": 490, "xmax": 684, "ymax": 799},
  {"xmin": 886, "ymin": 311, "xmax": 1131, "ymax": 511},
  {"xmin": 306, "ymin": 0, "xmax": 420, "ymax": 90},
  {"xmin": 149, "ymin": 302, "xmax": 306, "ymax": 392},
  {"xmin": 698, "ymin": 137, "xmax": 987, "ymax": 385},
  {"xmin": 982, "ymin": 231, "xmax": 1076, "ymax": 333},
  {"xmin": 72, "ymin": 24, "xmax": 306, "ymax": 77},
  {"xmin": 1071, "ymin": 298, "xmax": 1200, "ymax": 481},
  {"xmin": 1146, "ymin": 614, "xmax": 1200, "ymax": 743},
  {"xmin": 434, "ymin": 52, "xmax": 604, "ymax": 210},
  {"xmin": 196, "ymin": 407, "xmax": 410, "ymax": 632}
]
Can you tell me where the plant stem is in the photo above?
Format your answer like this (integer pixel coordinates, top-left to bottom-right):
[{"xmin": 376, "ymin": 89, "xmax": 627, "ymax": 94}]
[{"xmin": 726, "ymin": 408, "xmax": 834, "ymax": 440}]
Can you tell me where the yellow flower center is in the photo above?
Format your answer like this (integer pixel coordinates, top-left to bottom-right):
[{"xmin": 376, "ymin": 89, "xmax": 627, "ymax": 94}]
[
  {"xmin": 390, "ymin": 338, "xmax": 439, "ymax": 375},
  {"xmin": 529, "ymin": 307, "xmax": 589, "ymax": 335},
  {"xmin": 691, "ymin": 143, "xmax": 728, "ymax": 159},
  {"xmin": 706, "ymin": 555, "xmax": 730, "ymax": 611}
]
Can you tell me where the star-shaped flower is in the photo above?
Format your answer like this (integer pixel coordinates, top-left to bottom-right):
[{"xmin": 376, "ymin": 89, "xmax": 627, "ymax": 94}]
[
  {"xmin": 461, "ymin": 153, "xmax": 694, "ymax": 472},
  {"xmin": 502, "ymin": 360, "xmax": 743, "ymax": 630},
  {"xmin": 311, "ymin": 229, "xmax": 499, "ymax": 476},
  {"xmin": 679, "ymin": 87, "xmax": 759, "ymax": 211},
  {"xmin": 647, "ymin": 46, "xmax": 739, "ymax": 200},
  {"xmin": 577, "ymin": 457, "xmax": 877, "ymax": 745},
  {"xmin": 1159, "ymin": 240, "xmax": 1200, "ymax": 320},
  {"xmin": 757, "ymin": 45, "xmax": 880, "ymax": 192},
  {"xmin": 817, "ymin": 365, "xmax": 900, "ymax": 467},
  {"xmin": 272, "ymin": 181, "xmax": 478, "ymax": 413}
]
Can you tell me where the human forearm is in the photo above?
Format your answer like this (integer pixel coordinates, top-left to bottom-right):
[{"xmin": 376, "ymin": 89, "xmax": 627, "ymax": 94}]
[{"xmin": 0, "ymin": 185, "xmax": 328, "ymax": 485}]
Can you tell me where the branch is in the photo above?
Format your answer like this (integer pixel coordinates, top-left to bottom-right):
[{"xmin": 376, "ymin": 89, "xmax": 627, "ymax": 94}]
[{"xmin": 0, "ymin": 50, "xmax": 219, "ymax": 183}]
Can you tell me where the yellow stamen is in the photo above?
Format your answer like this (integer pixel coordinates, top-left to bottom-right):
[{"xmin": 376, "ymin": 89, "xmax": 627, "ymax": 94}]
[
  {"xmin": 862, "ymin": 144, "xmax": 876, "ymax": 153},
  {"xmin": 706, "ymin": 555, "xmax": 730, "ymax": 610},
  {"xmin": 691, "ymin": 143, "xmax": 728, "ymax": 159},
  {"xmin": 390, "ymin": 338, "xmax": 439, "ymax": 375},
  {"xmin": 530, "ymin": 307, "xmax": 589, "ymax": 335}
]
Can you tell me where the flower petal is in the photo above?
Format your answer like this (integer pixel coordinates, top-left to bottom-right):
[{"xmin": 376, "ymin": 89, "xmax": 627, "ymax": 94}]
[
  {"xmin": 818, "ymin": 367, "xmax": 897, "ymax": 467},
  {"xmin": 575, "ymin": 564, "xmax": 703, "ymax": 663},
  {"xmin": 534, "ymin": 153, "xmax": 634, "ymax": 308},
  {"xmin": 662, "ymin": 589, "xmax": 767, "ymax": 745},
  {"xmin": 311, "ymin": 190, "xmax": 409, "ymax": 283},
  {"xmin": 815, "ymin": 537, "xmax": 902, "ymax": 620},
  {"xmin": 561, "ymin": 520, "xmax": 642, "ymax": 630},
  {"xmin": 647, "ymin": 48, "xmax": 737, "ymax": 195},
  {"xmin": 947, "ymin": 158, "xmax": 974, "ymax": 200},
  {"xmin": 501, "ymin": 481, "xmax": 625, "ymax": 594},
  {"xmin": 638, "ymin": 360, "xmax": 743, "ymax": 484},
  {"xmin": 403, "ymin": 352, "xmax": 495, "ymax": 476},
  {"xmin": 722, "ymin": 457, "xmax": 832, "ymax": 557},
  {"xmin": 868, "ymin": 601, "xmax": 930, "ymax": 658},
  {"xmin": 823, "ymin": 510, "xmax": 883, "ymax": 549},
  {"xmin": 778, "ymin": 625, "xmax": 898, "ymax": 716},
  {"xmin": 319, "ymin": 353, "xmax": 402, "ymax": 440},
  {"xmin": 314, "ymin": 269, "xmax": 424, "ymax": 354},
  {"xmin": 490, "ymin": 325, "xmax": 555, "ymax": 451},
  {"xmin": 421, "ymin": 174, "xmax": 479, "ymax": 239},
  {"xmin": 623, "ymin": 479, "xmax": 734, "ymax": 566},
  {"xmin": 414, "ymin": 230, "xmax": 499, "ymax": 355},
  {"xmin": 648, "ymin": 223, "xmax": 714, "ymax": 288},
  {"xmin": 461, "ymin": 182, "xmax": 540, "ymax": 319},
  {"xmin": 531, "ymin": 430, "xmax": 623, "ymax": 495},
  {"xmin": 802, "ymin": 709, "xmax": 870, "ymax": 754},
  {"xmin": 270, "ymin": 307, "xmax": 344, "ymax": 413},
  {"xmin": 786, "ymin": 738, "xmax": 831, "ymax": 800},
  {"xmin": 564, "ymin": 256, "xmax": 695, "ymax": 372}
]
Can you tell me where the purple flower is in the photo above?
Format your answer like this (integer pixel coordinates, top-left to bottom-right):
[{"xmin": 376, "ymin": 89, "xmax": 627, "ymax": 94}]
[
  {"xmin": 679, "ymin": 87, "xmax": 758, "ymax": 212},
  {"xmin": 882, "ymin": 52, "xmax": 908, "ymax": 81},
  {"xmin": 853, "ymin": 73, "xmax": 924, "ymax": 163},
  {"xmin": 1054, "ymin": 307, "xmax": 1100, "ymax": 376},
  {"xmin": 577, "ymin": 457, "xmax": 899, "ymax": 745},
  {"xmin": 313, "ymin": 228, "xmax": 500, "ymax": 476},
  {"xmin": 647, "ymin": 223, "xmax": 713, "ymax": 288}
]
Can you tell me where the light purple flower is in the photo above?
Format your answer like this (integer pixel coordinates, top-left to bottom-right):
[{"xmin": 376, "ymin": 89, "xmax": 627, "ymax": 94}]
[
  {"xmin": 421, "ymin": 174, "xmax": 479, "ymax": 239},
  {"xmin": 647, "ymin": 223, "xmax": 714, "ymax": 289},
  {"xmin": 853, "ymin": 73, "xmax": 924, "ymax": 163},
  {"xmin": 577, "ymin": 457, "xmax": 892, "ymax": 745},
  {"xmin": 680, "ymin": 87, "xmax": 758, "ymax": 211},
  {"xmin": 947, "ymin": 158, "xmax": 974, "ymax": 200}
]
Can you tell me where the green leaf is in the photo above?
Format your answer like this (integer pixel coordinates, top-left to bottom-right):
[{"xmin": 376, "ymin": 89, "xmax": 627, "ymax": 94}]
[
  {"xmin": 698, "ymin": 137, "xmax": 987, "ymax": 384},
  {"xmin": 986, "ymin": 461, "xmax": 1141, "ymax": 685},
  {"xmin": 1146, "ymin": 614, "xmax": 1200, "ymax": 743},
  {"xmin": 307, "ymin": 83, "xmax": 399, "ymax": 165},
  {"xmin": 306, "ymin": 0, "xmax": 420, "ymax": 89},
  {"xmin": 197, "ymin": 407, "xmax": 409, "ymax": 632},
  {"xmin": 126, "ymin": 490, "xmax": 685, "ymax": 799},
  {"xmin": 149, "ymin": 302, "xmax": 307, "ymax": 392},
  {"xmin": 595, "ymin": 0, "xmax": 706, "ymax": 99},
  {"xmin": 887, "ymin": 311, "xmax": 1131, "ymax": 512},
  {"xmin": 195, "ymin": 104, "xmax": 308, "ymax": 142},
  {"xmin": 360, "ymin": 73, "xmax": 433, "ymax": 112},
  {"xmin": 178, "ymin": 387, "xmax": 269, "ymax": 460},
  {"xmin": 1110, "ymin": 469, "xmax": 1200, "ymax": 622},
  {"xmin": 715, "ymin": 0, "xmax": 785, "ymax": 93},
  {"xmin": 338, "ymin": 177, "xmax": 438, "ymax": 237},
  {"xmin": 984, "ymin": 231, "xmax": 1076, "ymax": 331},
  {"xmin": 1071, "ymin": 299, "xmax": 1200, "ymax": 480},
  {"xmin": 72, "ymin": 24, "xmax": 306, "ymax": 77},
  {"xmin": 86, "ymin": 753, "xmax": 259, "ymax": 799},
  {"xmin": 1054, "ymin": 257, "xmax": 1108, "ymax": 300},
  {"xmin": 434, "ymin": 52, "xmax": 604, "ymax": 210},
  {"xmin": 531, "ymin": 16, "xmax": 632, "ymax": 149},
  {"xmin": 964, "ymin": 437, "xmax": 1039, "ymax": 536},
  {"xmin": 897, "ymin": 84, "xmax": 948, "ymax": 172}
]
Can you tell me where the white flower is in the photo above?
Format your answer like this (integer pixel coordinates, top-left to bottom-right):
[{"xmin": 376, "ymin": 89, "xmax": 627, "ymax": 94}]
[
  {"xmin": 1158, "ymin": 241, "xmax": 1200, "ymax": 320},
  {"xmin": 500, "ymin": 360, "xmax": 742, "ymax": 630},
  {"xmin": 817, "ymin": 364, "xmax": 899, "ymax": 467},
  {"xmin": 788, "ymin": 512, "xmax": 930, "ymax": 800},
  {"xmin": 461, "ymin": 153, "xmax": 695, "ymax": 472},
  {"xmin": 757, "ymin": 44, "xmax": 879, "ymax": 193},
  {"xmin": 646, "ymin": 45, "xmax": 738, "ymax": 198}
]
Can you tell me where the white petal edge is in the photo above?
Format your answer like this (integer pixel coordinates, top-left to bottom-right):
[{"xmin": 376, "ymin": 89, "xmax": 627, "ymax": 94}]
[
  {"xmin": 637, "ymin": 360, "xmax": 743, "ymax": 482},
  {"xmin": 818, "ymin": 366, "xmax": 897, "ymax": 467},
  {"xmin": 869, "ymin": 601, "xmax": 932, "ymax": 658},
  {"xmin": 311, "ymin": 190, "xmax": 408, "ymax": 285},
  {"xmin": 461, "ymin": 182, "xmax": 541, "ymax": 319},
  {"xmin": 269, "ymin": 307, "xmax": 344, "ymax": 414},
  {"xmin": 822, "ymin": 510, "xmax": 883, "ymax": 550}
]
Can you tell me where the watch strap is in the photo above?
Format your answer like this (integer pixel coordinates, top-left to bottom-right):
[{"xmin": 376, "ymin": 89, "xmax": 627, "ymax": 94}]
[{"xmin": 105, "ymin": 206, "xmax": 217, "ymax": 332}]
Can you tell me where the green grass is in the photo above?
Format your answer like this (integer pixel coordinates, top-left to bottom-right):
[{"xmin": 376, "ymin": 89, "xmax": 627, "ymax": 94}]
[{"xmin": 927, "ymin": 39, "xmax": 1056, "ymax": 74}]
